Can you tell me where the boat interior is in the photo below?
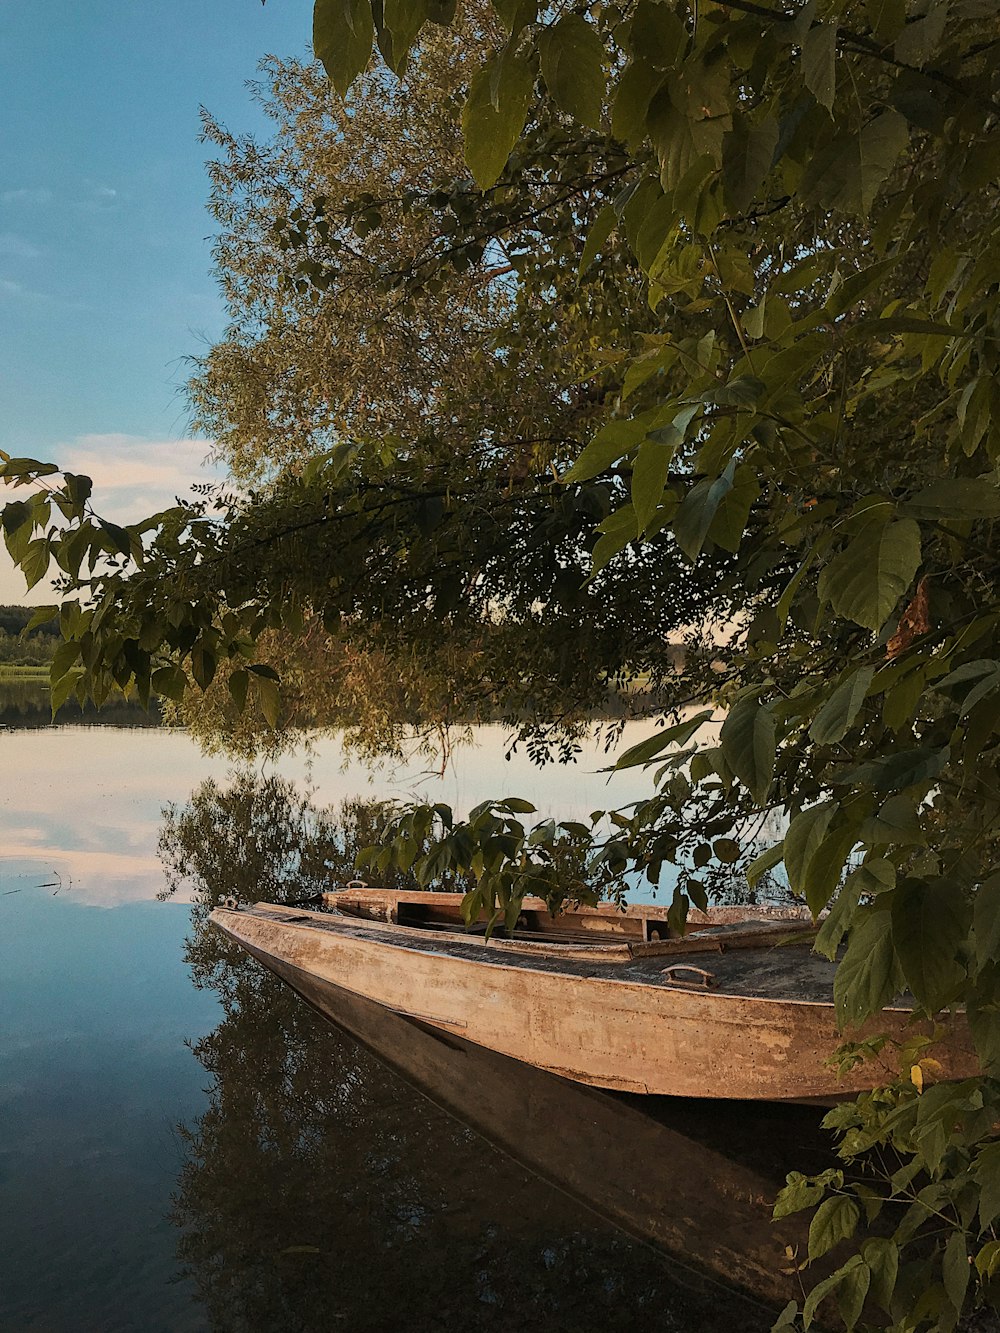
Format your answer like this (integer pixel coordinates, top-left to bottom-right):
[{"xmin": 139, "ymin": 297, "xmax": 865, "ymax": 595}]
[{"xmin": 321, "ymin": 885, "xmax": 816, "ymax": 954}]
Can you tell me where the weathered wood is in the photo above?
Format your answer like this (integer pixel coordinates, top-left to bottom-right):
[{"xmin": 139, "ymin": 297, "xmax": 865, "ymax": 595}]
[{"xmin": 211, "ymin": 891, "xmax": 980, "ymax": 1102}]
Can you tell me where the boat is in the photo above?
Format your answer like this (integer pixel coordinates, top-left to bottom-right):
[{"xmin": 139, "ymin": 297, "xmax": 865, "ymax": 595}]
[{"xmin": 210, "ymin": 884, "xmax": 979, "ymax": 1103}]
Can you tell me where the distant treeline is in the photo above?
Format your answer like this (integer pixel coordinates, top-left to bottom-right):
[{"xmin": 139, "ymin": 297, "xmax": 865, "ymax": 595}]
[{"xmin": 0, "ymin": 605, "xmax": 58, "ymax": 666}]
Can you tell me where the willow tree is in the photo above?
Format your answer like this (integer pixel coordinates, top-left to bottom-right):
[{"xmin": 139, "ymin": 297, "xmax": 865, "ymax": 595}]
[{"xmin": 4, "ymin": 1, "xmax": 1000, "ymax": 1325}]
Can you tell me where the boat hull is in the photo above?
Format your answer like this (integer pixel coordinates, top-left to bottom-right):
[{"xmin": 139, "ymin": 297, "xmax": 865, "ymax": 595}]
[
  {"xmin": 211, "ymin": 904, "xmax": 979, "ymax": 1102},
  {"xmin": 244, "ymin": 950, "xmax": 822, "ymax": 1307}
]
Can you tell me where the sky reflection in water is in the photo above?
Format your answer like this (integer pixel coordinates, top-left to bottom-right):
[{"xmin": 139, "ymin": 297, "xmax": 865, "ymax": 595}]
[{"xmin": 0, "ymin": 721, "xmax": 671, "ymax": 907}]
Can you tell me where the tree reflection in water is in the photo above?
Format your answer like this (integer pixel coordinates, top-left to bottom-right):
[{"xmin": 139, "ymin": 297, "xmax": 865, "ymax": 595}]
[{"xmin": 161, "ymin": 774, "xmax": 797, "ymax": 1332}]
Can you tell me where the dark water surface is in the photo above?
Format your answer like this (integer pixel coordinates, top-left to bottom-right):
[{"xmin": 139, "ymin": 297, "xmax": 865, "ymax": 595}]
[{"xmin": 1, "ymin": 718, "xmax": 836, "ymax": 1331}]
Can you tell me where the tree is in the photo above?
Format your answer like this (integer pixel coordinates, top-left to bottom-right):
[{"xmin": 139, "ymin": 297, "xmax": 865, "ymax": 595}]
[
  {"xmin": 24, "ymin": 19, "xmax": 749, "ymax": 761},
  {"xmin": 4, "ymin": 1, "xmax": 1000, "ymax": 1324}
]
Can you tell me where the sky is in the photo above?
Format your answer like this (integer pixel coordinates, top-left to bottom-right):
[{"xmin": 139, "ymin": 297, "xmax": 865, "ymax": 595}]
[{"xmin": 0, "ymin": 0, "xmax": 314, "ymax": 602}]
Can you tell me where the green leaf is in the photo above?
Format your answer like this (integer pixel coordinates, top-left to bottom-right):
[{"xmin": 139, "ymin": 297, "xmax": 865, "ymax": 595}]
[
  {"xmin": 614, "ymin": 710, "xmax": 713, "ymax": 769},
  {"xmin": 975, "ymin": 1240, "xmax": 1000, "ymax": 1280},
  {"xmin": 835, "ymin": 908, "xmax": 903, "ymax": 1028},
  {"xmin": 631, "ymin": 438, "xmax": 673, "ymax": 532},
  {"xmin": 612, "ymin": 58, "xmax": 665, "ymax": 147},
  {"xmin": 772, "ymin": 1300, "xmax": 799, "ymax": 1330},
  {"xmin": 746, "ymin": 840, "xmax": 783, "ymax": 888},
  {"xmin": 858, "ymin": 789, "xmax": 928, "ymax": 842},
  {"xmin": 191, "ymin": 645, "xmax": 217, "ymax": 691},
  {"xmin": 976, "ymin": 1141, "xmax": 1000, "ymax": 1229},
  {"xmin": 802, "ymin": 1268, "xmax": 847, "ymax": 1330},
  {"xmin": 248, "ymin": 663, "xmax": 281, "ymax": 681},
  {"xmin": 817, "ymin": 866, "xmax": 885, "ymax": 960},
  {"xmin": 803, "ymin": 23, "xmax": 837, "ymax": 112},
  {"xmin": 825, "ymin": 255, "xmax": 899, "ymax": 318},
  {"xmin": 973, "ymin": 872, "xmax": 1000, "ymax": 972},
  {"xmin": 0, "ymin": 456, "xmax": 59, "ymax": 479},
  {"xmin": 713, "ymin": 837, "xmax": 740, "ymax": 864},
  {"xmin": 578, "ymin": 202, "xmax": 617, "ymax": 276},
  {"xmin": 818, "ymin": 515, "xmax": 921, "ymax": 631},
  {"xmin": 803, "ymin": 109, "xmax": 909, "ymax": 216},
  {"xmin": 590, "ymin": 504, "xmax": 637, "ymax": 575},
  {"xmin": 50, "ymin": 668, "xmax": 84, "ymax": 715},
  {"xmin": 783, "ymin": 802, "xmax": 837, "ymax": 897},
  {"xmin": 563, "ymin": 411, "xmax": 654, "ymax": 484},
  {"xmin": 773, "ymin": 1171, "xmax": 829, "ymax": 1219},
  {"xmin": 50, "ymin": 638, "xmax": 81, "ymax": 683},
  {"xmin": 313, "ymin": 0, "xmax": 374, "ymax": 96},
  {"xmin": 673, "ymin": 463, "xmax": 735, "ymax": 561},
  {"xmin": 627, "ymin": 2, "xmax": 686, "ymax": 69},
  {"xmin": 836, "ymin": 1256, "xmax": 871, "ymax": 1331},
  {"xmin": 719, "ymin": 693, "xmax": 775, "ymax": 804},
  {"xmin": 942, "ymin": 1229, "xmax": 969, "ymax": 1313},
  {"xmin": 805, "ymin": 825, "xmax": 859, "ymax": 918},
  {"xmin": 151, "ymin": 665, "xmax": 188, "ymax": 702},
  {"xmin": 848, "ymin": 313, "xmax": 964, "ymax": 339},
  {"xmin": 902, "ymin": 477, "xmax": 1000, "ymax": 521},
  {"xmin": 706, "ymin": 464, "xmax": 760, "ymax": 553},
  {"xmin": 499, "ymin": 797, "xmax": 535, "ymax": 814},
  {"xmin": 808, "ymin": 1196, "xmax": 860, "ymax": 1261},
  {"xmin": 381, "ymin": 0, "xmax": 429, "ymax": 71},
  {"xmin": 1, "ymin": 498, "xmax": 31, "ymax": 536},
  {"xmin": 722, "ymin": 114, "xmax": 778, "ymax": 215},
  {"xmin": 228, "ymin": 668, "xmax": 249, "ymax": 712},
  {"xmin": 843, "ymin": 745, "xmax": 949, "ymax": 794},
  {"xmin": 462, "ymin": 48, "xmax": 534, "ymax": 189},
  {"xmin": 809, "ymin": 666, "xmax": 876, "ymax": 744},
  {"xmin": 254, "ymin": 673, "xmax": 282, "ymax": 728},
  {"xmin": 21, "ymin": 539, "xmax": 50, "ymax": 591},
  {"xmin": 491, "ymin": 0, "xmax": 535, "ymax": 33},
  {"xmin": 891, "ymin": 878, "xmax": 969, "ymax": 1012},
  {"xmin": 861, "ymin": 1237, "xmax": 899, "ymax": 1313},
  {"xmin": 538, "ymin": 14, "xmax": 605, "ymax": 130},
  {"xmin": 25, "ymin": 604, "xmax": 58, "ymax": 631}
]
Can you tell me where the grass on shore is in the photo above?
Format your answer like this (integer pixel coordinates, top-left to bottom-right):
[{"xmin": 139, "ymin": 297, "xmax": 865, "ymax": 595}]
[{"xmin": 0, "ymin": 664, "xmax": 50, "ymax": 680}]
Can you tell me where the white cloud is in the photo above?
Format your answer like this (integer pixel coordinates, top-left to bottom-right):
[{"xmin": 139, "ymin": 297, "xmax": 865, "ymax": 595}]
[
  {"xmin": 1, "ymin": 187, "xmax": 53, "ymax": 206},
  {"xmin": 0, "ymin": 277, "xmax": 24, "ymax": 296},
  {"xmin": 57, "ymin": 433, "xmax": 224, "ymax": 522}
]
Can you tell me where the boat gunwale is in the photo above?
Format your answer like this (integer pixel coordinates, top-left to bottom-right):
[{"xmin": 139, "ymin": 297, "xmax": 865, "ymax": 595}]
[
  {"xmin": 262, "ymin": 898, "xmax": 819, "ymax": 965},
  {"xmin": 319, "ymin": 888, "xmax": 818, "ymax": 958},
  {"xmin": 216, "ymin": 903, "xmax": 909, "ymax": 1015}
]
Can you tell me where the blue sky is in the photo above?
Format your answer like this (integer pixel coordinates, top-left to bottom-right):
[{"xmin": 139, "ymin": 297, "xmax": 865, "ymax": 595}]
[{"xmin": 0, "ymin": 0, "xmax": 313, "ymax": 600}]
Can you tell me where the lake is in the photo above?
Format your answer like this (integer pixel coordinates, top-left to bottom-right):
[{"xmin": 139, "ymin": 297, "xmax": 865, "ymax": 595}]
[{"xmin": 0, "ymin": 699, "xmax": 836, "ymax": 1331}]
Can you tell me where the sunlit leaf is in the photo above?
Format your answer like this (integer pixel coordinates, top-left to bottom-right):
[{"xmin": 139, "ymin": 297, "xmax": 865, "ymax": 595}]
[
  {"xmin": 462, "ymin": 48, "xmax": 534, "ymax": 189},
  {"xmin": 313, "ymin": 0, "xmax": 374, "ymax": 96}
]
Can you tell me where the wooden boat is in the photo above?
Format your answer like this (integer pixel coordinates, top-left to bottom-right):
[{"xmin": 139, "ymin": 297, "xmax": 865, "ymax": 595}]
[{"xmin": 210, "ymin": 885, "xmax": 979, "ymax": 1103}]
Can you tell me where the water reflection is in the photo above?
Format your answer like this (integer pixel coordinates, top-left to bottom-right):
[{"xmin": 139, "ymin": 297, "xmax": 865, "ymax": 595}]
[
  {"xmin": 0, "ymin": 677, "xmax": 159, "ymax": 729},
  {"xmin": 165, "ymin": 775, "xmax": 836, "ymax": 1330}
]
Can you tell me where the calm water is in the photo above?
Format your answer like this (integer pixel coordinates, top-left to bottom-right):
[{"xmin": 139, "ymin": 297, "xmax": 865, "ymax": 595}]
[{"xmin": 0, "ymin": 701, "xmax": 834, "ymax": 1331}]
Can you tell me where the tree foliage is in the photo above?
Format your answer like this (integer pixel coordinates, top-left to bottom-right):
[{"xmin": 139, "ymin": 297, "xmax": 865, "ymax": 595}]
[{"xmin": 5, "ymin": 1, "xmax": 1000, "ymax": 1324}]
